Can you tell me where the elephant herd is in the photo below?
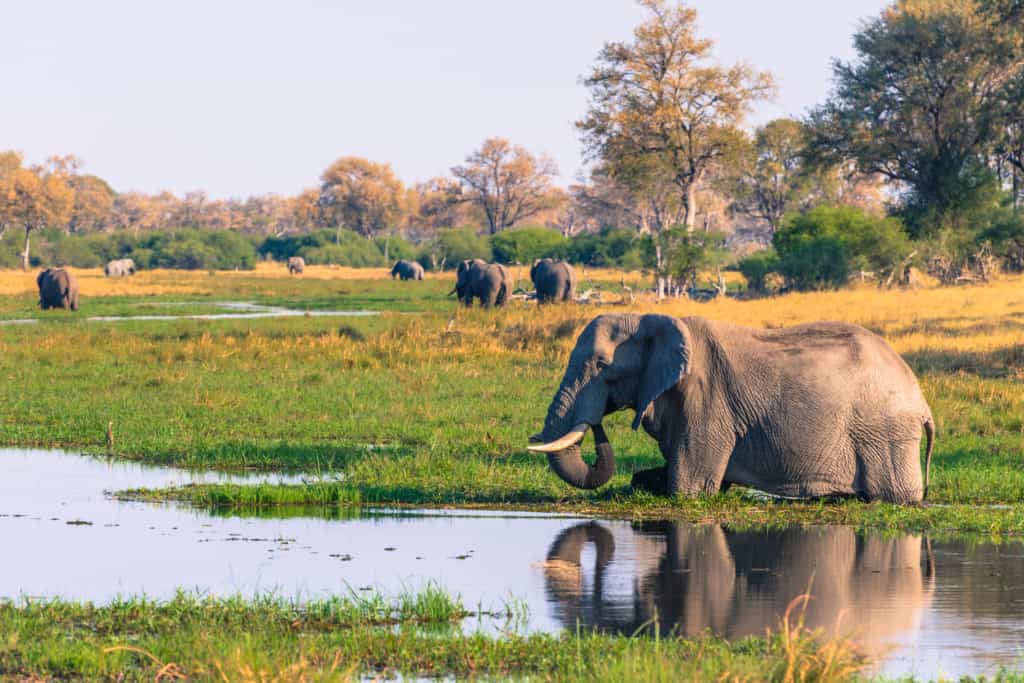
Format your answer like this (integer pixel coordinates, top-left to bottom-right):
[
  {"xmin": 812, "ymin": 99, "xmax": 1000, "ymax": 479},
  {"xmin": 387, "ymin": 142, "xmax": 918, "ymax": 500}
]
[
  {"xmin": 448, "ymin": 258, "xmax": 576, "ymax": 308},
  {"xmin": 391, "ymin": 257, "xmax": 578, "ymax": 308}
]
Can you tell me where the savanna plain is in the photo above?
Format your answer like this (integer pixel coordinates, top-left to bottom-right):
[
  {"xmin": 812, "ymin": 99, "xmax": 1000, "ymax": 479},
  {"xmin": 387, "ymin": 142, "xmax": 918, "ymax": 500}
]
[{"xmin": 1, "ymin": 265, "xmax": 1023, "ymax": 682}]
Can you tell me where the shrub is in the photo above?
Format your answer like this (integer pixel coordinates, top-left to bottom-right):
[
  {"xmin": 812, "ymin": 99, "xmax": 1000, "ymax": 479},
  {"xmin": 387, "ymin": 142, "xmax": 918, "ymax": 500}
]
[
  {"xmin": 774, "ymin": 206, "xmax": 911, "ymax": 289},
  {"xmin": 641, "ymin": 228, "xmax": 729, "ymax": 286},
  {"xmin": 978, "ymin": 208, "xmax": 1024, "ymax": 272},
  {"xmin": 490, "ymin": 226, "xmax": 567, "ymax": 264},
  {"xmin": 565, "ymin": 227, "xmax": 642, "ymax": 268},
  {"xmin": 259, "ymin": 229, "xmax": 389, "ymax": 267},
  {"xmin": 428, "ymin": 227, "xmax": 492, "ymax": 269},
  {"xmin": 737, "ymin": 248, "xmax": 781, "ymax": 292},
  {"xmin": 374, "ymin": 234, "xmax": 417, "ymax": 263}
]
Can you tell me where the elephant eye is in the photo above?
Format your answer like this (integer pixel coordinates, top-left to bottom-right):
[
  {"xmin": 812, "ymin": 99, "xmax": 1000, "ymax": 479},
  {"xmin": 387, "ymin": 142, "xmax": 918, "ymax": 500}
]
[{"xmin": 596, "ymin": 359, "xmax": 610, "ymax": 370}]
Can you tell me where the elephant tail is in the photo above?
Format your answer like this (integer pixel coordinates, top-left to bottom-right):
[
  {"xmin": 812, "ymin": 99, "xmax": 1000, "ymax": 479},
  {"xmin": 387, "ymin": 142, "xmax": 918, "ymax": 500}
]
[{"xmin": 923, "ymin": 417, "xmax": 935, "ymax": 501}]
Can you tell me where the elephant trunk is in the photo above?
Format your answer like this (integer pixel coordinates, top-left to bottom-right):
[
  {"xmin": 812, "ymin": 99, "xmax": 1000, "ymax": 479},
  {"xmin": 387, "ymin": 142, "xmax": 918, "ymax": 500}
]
[{"xmin": 546, "ymin": 423, "xmax": 616, "ymax": 490}]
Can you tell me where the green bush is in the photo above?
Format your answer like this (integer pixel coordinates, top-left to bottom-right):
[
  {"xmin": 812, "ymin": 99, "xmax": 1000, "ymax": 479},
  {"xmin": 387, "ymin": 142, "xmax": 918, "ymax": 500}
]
[
  {"xmin": 428, "ymin": 227, "xmax": 492, "ymax": 269},
  {"xmin": 641, "ymin": 229, "xmax": 729, "ymax": 286},
  {"xmin": 374, "ymin": 235, "xmax": 417, "ymax": 263},
  {"xmin": 490, "ymin": 226, "xmax": 567, "ymax": 264},
  {"xmin": 978, "ymin": 208, "xmax": 1024, "ymax": 272},
  {"xmin": 737, "ymin": 249, "xmax": 781, "ymax": 292},
  {"xmin": 566, "ymin": 227, "xmax": 642, "ymax": 268},
  {"xmin": 773, "ymin": 206, "xmax": 911, "ymax": 289},
  {"xmin": 259, "ymin": 229, "xmax": 388, "ymax": 267}
]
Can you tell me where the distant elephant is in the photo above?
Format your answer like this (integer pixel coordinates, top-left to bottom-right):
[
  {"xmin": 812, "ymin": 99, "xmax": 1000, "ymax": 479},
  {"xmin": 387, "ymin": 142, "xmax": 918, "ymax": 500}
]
[
  {"xmin": 531, "ymin": 258, "xmax": 576, "ymax": 303},
  {"xmin": 104, "ymin": 258, "xmax": 136, "ymax": 277},
  {"xmin": 453, "ymin": 259, "xmax": 512, "ymax": 308},
  {"xmin": 37, "ymin": 268, "xmax": 80, "ymax": 311},
  {"xmin": 543, "ymin": 520, "xmax": 933, "ymax": 656},
  {"xmin": 391, "ymin": 259, "xmax": 424, "ymax": 281},
  {"xmin": 529, "ymin": 314, "xmax": 935, "ymax": 503},
  {"xmin": 287, "ymin": 256, "xmax": 305, "ymax": 275}
]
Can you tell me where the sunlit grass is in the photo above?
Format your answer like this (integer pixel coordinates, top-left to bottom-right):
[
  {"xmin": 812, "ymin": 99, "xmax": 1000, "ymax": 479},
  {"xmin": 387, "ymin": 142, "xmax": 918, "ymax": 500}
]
[
  {"xmin": 0, "ymin": 271, "xmax": 1022, "ymax": 534},
  {"xmin": 0, "ymin": 588, "xmax": 874, "ymax": 682}
]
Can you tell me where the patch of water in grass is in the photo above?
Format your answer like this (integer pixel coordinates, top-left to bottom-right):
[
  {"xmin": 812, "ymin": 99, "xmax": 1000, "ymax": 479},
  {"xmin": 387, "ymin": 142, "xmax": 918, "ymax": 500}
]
[
  {"xmin": 0, "ymin": 301, "xmax": 379, "ymax": 324},
  {"xmin": 1, "ymin": 448, "xmax": 1024, "ymax": 680}
]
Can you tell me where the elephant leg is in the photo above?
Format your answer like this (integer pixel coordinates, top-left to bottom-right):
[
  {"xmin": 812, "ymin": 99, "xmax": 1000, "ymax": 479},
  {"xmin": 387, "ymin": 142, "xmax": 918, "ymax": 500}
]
[
  {"xmin": 666, "ymin": 428, "xmax": 735, "ymax": 497},
  {"xmin": 668, "ymin": 452, "xmax": 732, "ymax": 497},
  {"xmin": 631, "ymin": 466, "xmax": 668, "ymax": 494}
]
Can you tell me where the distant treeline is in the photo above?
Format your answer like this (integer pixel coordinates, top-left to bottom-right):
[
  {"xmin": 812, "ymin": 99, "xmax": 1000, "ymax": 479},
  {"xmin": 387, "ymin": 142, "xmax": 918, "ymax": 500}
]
[{"xmin": 0, "ymin": 225, "xmax": 648, "ymax": 272}]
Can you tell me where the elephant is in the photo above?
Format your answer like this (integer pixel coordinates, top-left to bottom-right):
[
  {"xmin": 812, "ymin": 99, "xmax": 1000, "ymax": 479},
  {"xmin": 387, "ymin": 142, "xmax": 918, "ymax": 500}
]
[
  {"xmin": 530, "ymin": 258, "xmax": 576, "ymax": 303},
  {"xmin": 104, "ymin": 258, "xmax": 136, "ymax": 277},
  {"xmin": 391, "ymin": 259, "xmax": 425, "ymax": 281},
  {"xmin": 37, "ymin": 267, "xmax": 80, "ymax": 311},
  {"xmin": 452, "ymin": 259, "xmax": 512, "ymax": 308},
  {"xmin": 287, "ymin": 256, "xmax": 305, "ymax": 275},
  {"xmin": 542, "ymin": 520, "xmax": 933, "ymax": 656},
  {"xmin": 528, "ymin": 313, "xmax": 935, "ymax": 503}
]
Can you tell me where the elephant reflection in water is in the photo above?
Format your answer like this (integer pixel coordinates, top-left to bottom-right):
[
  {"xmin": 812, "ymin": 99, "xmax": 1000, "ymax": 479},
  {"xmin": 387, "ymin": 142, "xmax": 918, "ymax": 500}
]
[{"xmin": 543, "ymin": 522, "xmax": 933, "ymax": 656}]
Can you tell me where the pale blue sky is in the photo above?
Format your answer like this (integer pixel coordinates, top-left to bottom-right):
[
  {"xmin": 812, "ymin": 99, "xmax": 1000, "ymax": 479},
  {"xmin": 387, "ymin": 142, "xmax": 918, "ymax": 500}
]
[{"xmin": 1, "ymin": 1, "xmax": 889, "ymax": 197}]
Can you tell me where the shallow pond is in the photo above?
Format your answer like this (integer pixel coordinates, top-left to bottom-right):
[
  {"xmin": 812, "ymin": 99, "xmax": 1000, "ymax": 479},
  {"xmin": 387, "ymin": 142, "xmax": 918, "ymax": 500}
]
[
  {"xmin": 0, "ymin": 301, "xmax": 379, "ymax": 324},
  {"xmin": 1, "ymin": 448, "xmax": 1022, "ymax": 680}
]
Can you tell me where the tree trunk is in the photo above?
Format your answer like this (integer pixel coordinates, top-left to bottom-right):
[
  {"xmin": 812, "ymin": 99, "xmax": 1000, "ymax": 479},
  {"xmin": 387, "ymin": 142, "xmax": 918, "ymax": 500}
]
[
  {"xmin": 684, "ymin": 183, "xmax": 697, "ymax": 232},
  {"xmin": 655, "ymin": 242, "xmax": 666, "ymax": 300},
  {"xmin": 383, "ymin": 234, "xmax": 390, "ymax": 261},
  {"xmin": 21, "ymin": 228, "xmax": 31, "ymax": 271}
]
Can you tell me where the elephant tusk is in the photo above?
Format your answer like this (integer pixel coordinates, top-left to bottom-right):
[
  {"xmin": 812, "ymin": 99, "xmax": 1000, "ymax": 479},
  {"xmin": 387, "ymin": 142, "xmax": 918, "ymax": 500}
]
[{"xmin": 528, "ymin": 424, "xmax": 588, "ymax": 453}]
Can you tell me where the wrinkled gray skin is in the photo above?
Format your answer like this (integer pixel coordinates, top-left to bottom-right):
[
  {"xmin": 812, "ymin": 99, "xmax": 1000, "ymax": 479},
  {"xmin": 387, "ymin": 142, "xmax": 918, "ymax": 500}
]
[
  {"xmin": 104, "ymin": 258, "xmax": 136, "ymax": 277},
  {"xmin": 391, "ymin": 259, "xmax": 424, "ymax": 281},
  {"xmin": 287, "ymin": 256, "xmax": 305, "ymax": 274},
  {"xmin": 543, "ymin": 521, "xmax": 932, "ymax": 649},
  {"xmin": 37, "ymin": 268, "xmax": 80, "ymax": 311},
  {"xmin": 536, "ymin": 313, "xmax": 935, "ymax": 503},
  {"xmin": 453, "ymin": 259, "xmax": 512, "ymax": 308},
  {"xmin": 530, "ymin": 258, "xmax": 576, "ymax": 304}
]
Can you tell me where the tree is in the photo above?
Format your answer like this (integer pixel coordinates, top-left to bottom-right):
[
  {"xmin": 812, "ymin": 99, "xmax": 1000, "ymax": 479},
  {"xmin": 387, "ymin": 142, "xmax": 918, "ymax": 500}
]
[
  {"xmin": 727, "ymin": 119, "xmax": 818, "ymax": 234},
  {"xmin": 451, "ymin": 137, "xmax": 559, "ymax": 235},
  {"xmin": 0, "ymin": 156, "xmax": 74, "ymax": 269},
  {"xmin": 808, "ymin": 0, "xmax": 1024, "ymax": 236},
  {"xmin": 577, "ymin": 0, "xmax": 774, "ymax": 231},
  {"xmin": 319, "ymin": 157, "xmax": 407, "ymax": 239},
  {"xmin": 773, "ymin": 206, "xmax": 911, "ymax": 289},
  {"xmin": 68, "ymin": 174, "xmax": 115, "ymax": 233},
  {"xmin": 412, "ymin": 177, "xmax": 469, "ymax": 234}
]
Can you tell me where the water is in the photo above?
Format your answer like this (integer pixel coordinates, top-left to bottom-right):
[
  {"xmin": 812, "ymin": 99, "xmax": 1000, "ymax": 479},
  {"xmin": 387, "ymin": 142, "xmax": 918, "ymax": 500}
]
[
  {"xmin": 0, "ymin": 301, "xmax": 379, "ymax": 325},
  {"xmin": 1, "ymin": 448, "xmax": 1023, "ymax": 680}
]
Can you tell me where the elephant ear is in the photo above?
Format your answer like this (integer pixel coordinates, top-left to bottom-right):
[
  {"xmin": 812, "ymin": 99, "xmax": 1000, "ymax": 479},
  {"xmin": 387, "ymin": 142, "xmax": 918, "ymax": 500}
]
[{"xmin": 632, "ymin": 315, "xmax": 691, "ymax": 431}]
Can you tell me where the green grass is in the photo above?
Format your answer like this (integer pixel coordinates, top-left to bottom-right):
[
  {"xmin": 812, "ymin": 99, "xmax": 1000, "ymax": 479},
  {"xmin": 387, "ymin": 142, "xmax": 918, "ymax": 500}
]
[
  {"xmin": 0, "ymin": 589, "xmax": 870, "ymax": 682},
  {"xmin": 1, "ymin": 275, "xmax": 1023, "ymax": 537}
]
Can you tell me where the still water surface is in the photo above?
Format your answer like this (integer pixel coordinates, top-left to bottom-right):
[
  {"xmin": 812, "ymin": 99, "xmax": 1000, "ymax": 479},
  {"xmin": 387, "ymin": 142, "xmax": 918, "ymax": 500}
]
[
  {"xmin": 1, "ymin": 448, "xmax": 1022, "ymax": 680},
  {"xmin": 0, "ymin": 301, "xmax": 379, "ymax": 325}
]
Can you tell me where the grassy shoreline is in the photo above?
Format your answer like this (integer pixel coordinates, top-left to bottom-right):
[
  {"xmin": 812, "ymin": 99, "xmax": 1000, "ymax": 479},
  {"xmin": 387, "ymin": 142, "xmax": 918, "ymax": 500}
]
[
  {"xmin": 0, "ymin": 589, "xmax": 866, "ymax": 682},
  {"xmin": 118, "ymin": 481, "xmax": 1024, "ymax": 537}
]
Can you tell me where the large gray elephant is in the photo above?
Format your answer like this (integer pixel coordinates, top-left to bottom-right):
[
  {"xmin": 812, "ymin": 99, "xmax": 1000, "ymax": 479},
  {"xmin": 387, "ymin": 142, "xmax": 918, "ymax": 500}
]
[
  {"xmin": 104, "ymin": 258, "xmax": 136, "ymax": 277},
  {"xmin": 391, "ymin": 259, "xmax": 424, "ymax": 281},
  {"xmin": 543, "ymin": 520, "xmax": 933, "ymax": 655},
  {"xmin": 529, "ymin": 313, "xmax": 935, "ymax": 503},
  {"xmin": 37, "ymin": 267, "xmax": 80, "ymax": 311},
  {"xmin": 453, "ymin": 259, "xmax": 512, "ymax": 308},
  {"xmin": 287, "ymin": 256, "xmax": 305, "ymax": 274},
  {"xmin": 531, "ymin": 258, "xmax": 576, "ymax": 303}
]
